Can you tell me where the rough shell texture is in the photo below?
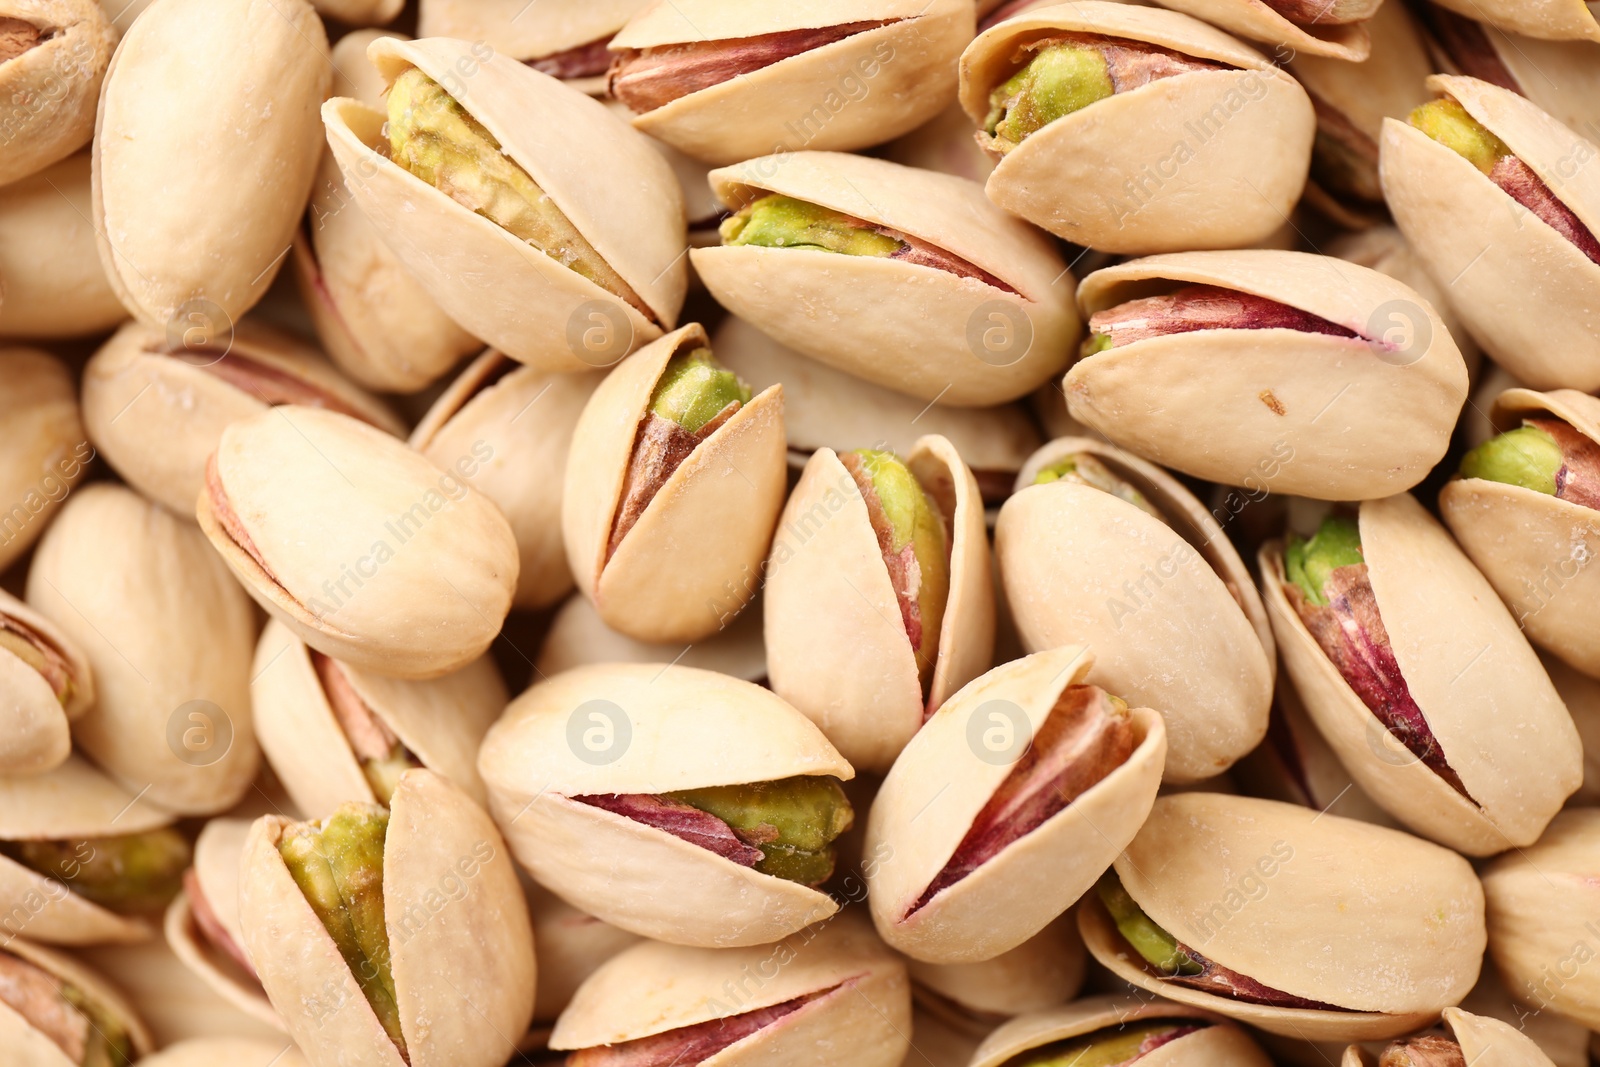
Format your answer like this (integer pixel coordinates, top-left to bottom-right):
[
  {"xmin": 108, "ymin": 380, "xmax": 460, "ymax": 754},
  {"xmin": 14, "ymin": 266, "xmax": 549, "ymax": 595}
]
[
  {"xmin": 1151, "ymin": 0, "xmax": 1372, "ymax": 60},
  {"xmin": 536, "ymin": 590, "xmax": 768, "ymax": 682},
  {"xmin": 0, "ymin": 585, "xmax": 91, "ymax": 775},
  {"xmin": 0, "ymin": 154, "xmax": 125, "ymax": 339},
  {"xmin": 1428, "ymin": 0, "xmax": 1600, "ymax": 41},
  {"xmin": 0, "ymin": 347, "xmax": 89, "ymax": 574},
  {"xmin": 0, "ymin": 0, "xmax": 115, "ymax": 186},
  {"xmin": 971, "ymin": 993, "xmax": 1273, "ymax": 1067},
  {"xmin": 0, "ymin": 938, "xmax": 154, "ymax": 1065}
]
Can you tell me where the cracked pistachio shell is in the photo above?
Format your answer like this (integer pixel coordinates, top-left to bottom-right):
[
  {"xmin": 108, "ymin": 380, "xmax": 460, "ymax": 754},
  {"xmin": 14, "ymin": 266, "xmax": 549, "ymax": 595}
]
[
  {"xmin": 972, "ymin": 994, "xmax": 1273, "ymax": 1067},
  {"xmin": 239, "ymin": 769, "xmax": 535, "ymax": 1067},
  {"xmin": 1068, "ymin": 250, "xmax": 1468, "ymax": 499},
  {"xmin": 0, "ymin": 586, "xmax": 90, "ymax": 776},
  {"xmin": 907, "ymin": 913, "xmax": 1085, "ymax": 1029},
  {"xmin": 867, "ymin": 647, "xmax": 1165, "ymax": 964},
  {"xmin": 1261, "ymin": 493, "xmax": 1581, "ymax": 855},
  {"xmin": 92, "ymin": 0, "xmax": 328, "ymax": 327},
  {"xmin": 0, "ymin": 754, "xmax": 175, "ymax": 945},
  {"xmin": 137, "ymin": 1039, "xmax": 309, "ymax": 1067},
  {"xmin": 693, "ymin": 150, "xmax": 1079, "ymax": 407},
  {"xmin": 550, "ymin": 913, "xmax": 911, "ymax": 1067},
  {"xmin": 526, "ymin": 884, "xmax": 640, "ymax": 1024},
  {"xmin": 1428, "ymin": 0, "xmax": 1600, "ymax": 41},
  {"xmin": 0, "ymin": 937, "xmax": 155, "ymax": 1065},
  {"xmin": 1441, "ymin": 389, "xmax": 1600, "ymax": 677},
  {"xmin": 1342, "ymin": 1007, "xmax": 1562, "ymax": 1067},
  {"xmin": 1081, "ymin": 793, "xmax": 1486, "ymax": 1041},
  {"xmin": 536, "ymin": 591, "xmax": 768, "ymax": 683},
  {"xmin": 321, "ymin": 36, "xmax": 686, "ymax": 370},
  {"xmin": 959, "ymin": 3, "xmax": 1313, "ymax": 253},
  {"xmin": 610, "ymin": 0, "xmax": 974, "ymax": 165},
  {"xmin": 28, "ymin": 483, "xmax": 259, "ymax": 814},
  {"xmin": 562, "ymin": 323, "xmax": 786, "ymax": 643},
  {"xmin": 996, "ymin": 437, "xmax": 1273, "ymax": 783},
  {"xmin": 477, "ymin": 662, "xmax": 854, "ymax": 947},
  {"xmin": 197, "ymin": 406, "xmax": 519, "ymax": 680},
  {"xmin": 1326, "ymin": 226, "xmax": 1480, "ymax": 377},
  {"xmin": 1381, "ymin": 75, "xmax": 1600, "ymax": 390},
  {"xmin": 413, "ymin": 350, "xmax": 603, "ymax": 610},
  {"xmin": 766, "ymin": 437, "xmax": 997, "ymax": 776},
  {"xmin": 1151, "ymin": 0, "xmax": 1372, "ymax": 60},
  {"xmin": 0, "ymin": 348, "xmax": 89, "ymax": 574},
  {"xmin": 0, "ymin": 0, "xmax": 114, "ymax": 187},
  {"xmin": 83, "ymin": 319, "xmax": 404, "ymax": 518},
  {"xmin": 420, "ymin": 0, "xmax": 648, "ymax": 95},
  {"xmin": 0, "ymin": 154, "xmax": 124, "ymax": 338}
]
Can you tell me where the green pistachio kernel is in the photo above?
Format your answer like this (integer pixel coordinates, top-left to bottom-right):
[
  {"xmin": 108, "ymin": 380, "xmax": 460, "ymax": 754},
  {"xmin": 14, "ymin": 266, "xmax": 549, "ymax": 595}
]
[
  {"xmin": 363, "ymin": 748, "xmax": 417, "ymax": 808},
  {"xmin": 1082, "ymin": 332, "xmax": 1116, "ymax": 357},
  {"xmin": 985, "ymin": 44, "xmax": 1113, "ymax": 153},
  {"xmin": 1409, "ymin": 98, "xmax": 1511, "ymax": 175},
  {"xmin": 668, "ymin": 776, "xmax": 854, "ymax": 887},
  {"xmin": 720, "ymin": 195, "xmax": 902, "ymax": 257},
  {"xmin": 1096, "ymin": 871, "xmax": 1201, "ymax": 976},
  {"xmin": 650, "ymin": 348, "xmax": 752, "ymax": 434},
  {"xmin": 1032, "ymin": 453, "xmax": 1159, "ymax": 517},
  {"xmin": 849, "ymin": 449, "xmax": 951, "ymax": 678},
  {"xmin": 1283, "ymin": 514, "xmax": 1364, "ymax": 608},
  {"xmin": 1009, "ymin": 1022, "xmax": 1190, "ymax": 1067},
  {"xmin": 1460, "ymin": 425, "xmax": 1562, "ymax": 496},
  {"xmin": 7, "ymin": 829, "xmax": 190, "ymax": 914}
]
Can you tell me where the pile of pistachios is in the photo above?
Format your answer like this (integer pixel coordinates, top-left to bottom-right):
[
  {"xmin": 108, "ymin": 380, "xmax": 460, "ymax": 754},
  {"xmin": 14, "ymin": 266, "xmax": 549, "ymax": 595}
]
[{"xmin": 2, "ymin": 0, "xmax": 1599, "ymax": 1065}]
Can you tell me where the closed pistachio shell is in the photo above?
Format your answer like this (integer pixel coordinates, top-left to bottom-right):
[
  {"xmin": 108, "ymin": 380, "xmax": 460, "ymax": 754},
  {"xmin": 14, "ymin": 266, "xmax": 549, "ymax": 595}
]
[
  {"xmin": 0, "ymin": 937, "xmax": 155, "ymax": 1065},
  {"xmin": 1343, "ymin": 1007, "xmax": 1562, "ymax": 1067},
  {"xmin": 1081, "ymin": 793, "xmax": 1486, "ymax": 1041},
  {"xmin": 536, "ymin": 591, "xmax": 767, "ymax": 682},
  {"xmin": 907, "ymin": 914, "xmax": 1085, "ymax": 1029},
  {"xmin": 693, "ymin": 150, "xmax": 1080, "ymax": 407},
  {"xmin": 1427, "ymin": 0, "xmax": 1600, "ymax": 41},
  {"xmin": 1150, "ymin": 0, "xmax": 1372, "ymax": 60},
  {"xmin": 0, "ymin": 586, "xmax": 90, "ymax": 775},
  {"xmin": 477, "ymin": 662, "xmax": 854, "ymax": 947},
  {"xmin": 971, "ymin": 994, "xmax": 1274, "ymax": 1067},
  {"xmin": 997, "ymin": 436, "xmax": 1273, "ymax": 783},
  {"xmin": 136, "ymin": 1039, "xmax": 309, "ymax": 1067},
  {"xmin": 0, "ymin": 348, "xmax": 90, "ymax": 574},
  {"xmin": 525, "ymin": 884, "xmax": 640, "ymax": 1023},
  {"xmin": 420, "ymin": 0, "xmax": 648, "ymax": 95},
  {"xmin": 0, "ymin": 0, "xmax": 115, "ymax": 187},
  {"xmin": 1068, "ymin": 250, "xmax": 1468, "ymax": 499},
  {"xmin": 0, "ymin": 154, "xmax": 124, "ymax": 338}
]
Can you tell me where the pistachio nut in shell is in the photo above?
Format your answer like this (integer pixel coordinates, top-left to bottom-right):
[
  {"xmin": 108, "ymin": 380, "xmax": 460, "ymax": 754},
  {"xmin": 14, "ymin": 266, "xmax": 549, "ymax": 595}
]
[
  {"xmin": 419, "ymin": 0, "xmax": 649, "ymax": 97},
  {"xmin": 970, "ymin": 993, "xmax": 1274, "ymax": 1067},
  {"xmin": 525, "ymin": 884, "xmax": 640, "ymax": 1024},
  {"xmin": 83, "ymin": 319, "xmax": 403, "ymax": 518},
  {"xmin": 1080, "ymin": 793, "xmax": 1486, "ymax": 1041},
  {"xmin": 1459, "ymin": 965, "xmax": 1591, "ymax": 1067},
  {"xmin": 1068, "ymin": 250, "xmax": 1468, "ymax": 499},
  {"xmin": 135, "ymin": 1039, "xmax": 309, "ymax": 1067},
  {"xmin": 906, "ymin": 914, "xmax": 1085, "ymax": 1033},
  {"xmin": 414, "ymin": 349, "xmax": 602, "ymax": 610},
  {"xmin": 0, "ymin": 348, "xmax": 90, "ymax": 575},
  {"xmin": 239, "ymin": 770, "xmax": 535, "ymax": 1067},
  {"xmin": 607, "ymin": 0, "xmax": 974, "ymax": 165},
  {"xmin": 536, "ymin": 591, "xmax": 768, "ymax": 684},
  {"xmin": 0, "ymin": 936, "xmax": 154, "ymax": 1066},
  {"xmin": 0, "ymin": 154, "xmax": 124, "ymax": 339},
  {"xmin": 92, "ymin": 0, "xmax": 328, "ymax": 328},
  {"xmin": 0, "ymin": 586, "xmax": 90, "ymax": 776},
  {"xmin": 1344, "ymin": 1007, "xmax": 1562, "ymax": 1067},
  {"xmin": 765, "ymin": 437, "xmax": 996, "ymax": 776},
  {"xmin": 1261, "ymin": 494, "xmax": 1581, "ymax": 855},
  {"xmin": 959, "ymin": 3, "xmax": 1314, "ymax": 254},
  {"xmin": 867, "ymin": 647, "xmax": 1164, "ymax": 964},
  {"xmin": 1148, "ymin": 0, "xmax": 1377, "ymax": 61},
  {"xmin": 550, "ymin": 913, "xmax": 910, "ymax": 1067},
  {"xmin": 693, "ymin": 150, "xmax": 1079, "ymax": 407},
  {"xmin": 477, "ymin": 662, "xmax": 855, "ymax": 947},
  {"xmin": 28, "ymin": 483, "xmax": 259, "ymax": 815},
  {"xmin": 1381, "ymin": 76, "xmax": 1600, "ymax": 391},
  {"xmin": 0, "ymin": 0, "xmax": 114, "ymax": 188},
  {"xmin": 562, "ymin": 324, "xmax": 785, "ymax": 643},
  {"xmin": 197, "ymin": 406, "xmax": 519, "ymax": 680},
  {"xmin": 321, "ymin": 36, "xmax": 686, "ymax": 371},
  {"xmin": 1425, "ymin": 0, "xmax": 1600, "ymax": 41},
  {"xmin": 996, "ymin": 436, "xmax": 1273, "ymax": 783}
]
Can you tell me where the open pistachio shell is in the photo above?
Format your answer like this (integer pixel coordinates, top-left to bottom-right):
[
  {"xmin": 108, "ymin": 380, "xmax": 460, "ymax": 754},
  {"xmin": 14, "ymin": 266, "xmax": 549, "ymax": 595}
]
[
  {"xmin": 239, "ymin": 769, "xmax": 536, "ymax": 1067},
  {"xmin": 972, "ymin": 993, "xmax": 1273, "ymax": 1067},
  {"xmin": 1381, "ymin": 75, "xmax": 1600, "ymax": 391},
  {"xmin": 1343, "ymin": 1007, "xmax": 1563, "ymax": 1067},
  {"xmin": 1080, "ymin": 793, "xmax": 1486, "ymax": 1041},
  {"xmin": 1428, "ymin": 0, "xmax": 1600, "ymax": 41},
  {"xmin": 0, "ymin": 0, "xmax": 114, "ymax": 187},
  {"xmin": 197, "ymin": 406, "xmax": 519, "ymax": 680},
  {"xmin": 536, "ymin": 591, "xmax": 768, "ymax": 682},
  {"xmin": 0, "ymin": 937, "xmax": 155, "ymax": 1066},
  {"xmin": 1262, "ymin": 493, "xmax": 1581, "ymax": 855},
  {"xmin": 609, "ymin": 0, "xmax": 974, "ymax": 165},
  {"xmin": 908, "ymin": 913, "xmax": 1085, "ymax": 1031},
  {"xmin": 413, "ymin": 350, "xmax": 603, "ymax": 610},
  {"xmin": 321, "ymin": 36, "xmax": 686, "ymax": 371},
  {"xmin": 867, "ymin": 648, "xmax": 1165, "ymax": 964},
  {"xmin": 136, "ymin": 1039, "xmax": 309, "ymax": 1067},
  {"xmin": 766, "ymin": 437, "xmax": 996, "ymax": 776},
  {"xmin": 420, "ymin": 0, "xmax": 649, "ymax": 95},
  {"xmin": 0, "ymin": 348, "xmax": 90, "ymax": 575},
  {"xmin": 0, "ymin": 154, "xmax": 124, "ymax": 339},
  {"xmin": 562, "ymin": 323, "xmax": 786, "ymax": 643},
  {"xmin": 1326, "ymin": 226, "xmax": 1481, "ymax": 378},
  {"xmin": 1151, "ymin": 0, "xmax": 1372, "ymax": 60},
  {"xmin": 83, "ymin": 319, "xmax": 403, "ymax": 518},
  {"xmin": 0, "ymin": 586, "xmax": 90, "ymax": 776},
  {"xmin": 477, "ymin": 662, "xmax": 854, "ymax": 947},
  {"xmin": 997, "ymin": 436, "xmax": 1273, "ymax": 783},
  {"xmin": 1068, "ymin": 250, "xmax": 1468, "ymax": 499},
  {"xmin": 693, "ymin": 150, "xmax": 1079, "ymax": 407},
  {"xmin": 526, "ymin": 884, "xmax": 640, "ymax": 1024},
  {"xmin": 959, "ymin": 3, "xmax": 1314, "ymax": 253}
]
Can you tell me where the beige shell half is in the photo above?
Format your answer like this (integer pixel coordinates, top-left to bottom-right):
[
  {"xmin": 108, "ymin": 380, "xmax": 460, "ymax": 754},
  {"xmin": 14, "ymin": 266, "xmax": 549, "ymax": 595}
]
[
  {"xmin": 1460, "ymin": 965, "xmax": 1591, "ymax": 1067},
  {"xmin": 0, "ymin": 586, "xmax": 91, "ymax": 775},
  {"xmin": 907, "ymin": 913, "xmax": 1085, "ymax": 1024},
  {"xmin": 996, "ymin": 436, "xmax": 1273, "ymax": 783},
  {"xmin": 1344, "ymin": 1007, "xmax": 1563, "ymax": 1067},
  {"xmin": 322, "ymin": 37, "xmax": 686, "ymax": 370},
  {"xmin": 1151, "ymin": 0, "xmax": 1372, "ymax": 60},
  {"xmin": 82, "ymin": 318, "xmax": 403, "ymax": 517},
  {"xmin": 960, "ymin": 3, "xmax": 1314, "ymax": 253},
  {"xmin": 1326, "ymin": 226, "xmax": 1481, "ymax": 378},
  {"xmin": 476, "ymin": 662, "xmax": 853, "ymax": 947},
  {"xmin": 0, "ymin": 153, "xmax": 124, "ymax": 339},
  {"xmin": 765, "ymin": 438, "xmax": 997, "ymax": 776},
  {"xmin": 0, "ymin": 937, "xmax": 155, "ymax": 1065},
  {"xmin": 1441, "ymin": 388, "xmax": 1600, "ymax": 677},
  {"xmin": 1068, "ymin": 249, "xmax": 1468, "ymax": 499},
  {"xmin": 198, "ymin": 406, "xmax": 519, "ymax": 680},
  {"xmin": 867, "ymin": 647, "xmax": 1166, "ymax": 964},
  {"xmin": 420, "ymin": 0, "xmax": 648, "ymax": 65},
  {"xmin": 526, "ymin": 884, "xmax": 640, "ymax": 1023},
  {"xmin": 562, "ymin": 323, "xmax": 786, "ymax": 643},
  {"xmin": 610, "ymin": 0, "xmax": 975, "ymax": 165},
  {"xmin": 1479, "ymin": 26, "xmax": 1600, "ymax": 135},
  {"xmin": 133, "ymin": 1039, "xmax": 309, "ymax": 1067},
  {"xmin": 1428, "ymin": 0, "xmax": 1600, "ymax": 41},
  {"xmin": 1262, "ymin": 493, "xmax": 1581, "ymax": 855},
  {"xmin": 1082, "ymin": 793, "xmax": 1485, "ymax": 1040},
  {"xmin": 239, "ymin": 769, "xmax": 536, "ymax": 1067},
  {"xmin": 0, "ymin": 348, "xmax": 89, "ymax": 574},
  {"xmin": 0, "ymin": 1, "xmax": 115, "ymax": 187},
  {"xmin": 972, "ymin": 993, "xmax": 1274, "ymax": 1067},
  {"xmin": 692, "ymin": 150, "xmax": 1079, "ymax": 407},
  {"xmin": 549, "ymin": 912, "xmax": 910, "ymax": 1067},
  {"xmin": 1380, "ymin": 75, "xmax": 1600, "ymax": 391},
  {"xmin": 536, "ymin": 591, "xmax": 768, "ymax": 682}
]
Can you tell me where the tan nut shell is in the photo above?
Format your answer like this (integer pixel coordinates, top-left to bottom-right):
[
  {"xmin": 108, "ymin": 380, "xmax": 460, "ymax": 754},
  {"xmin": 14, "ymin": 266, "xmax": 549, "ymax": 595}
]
[
  {"xmin": 477, "ymin": 662, "xmax": 854, "ymax": 948},
  {"xmin": 1381, "ymin": 75, "xmax": 1600, "ymax": 391},
  {"xmin": 692, "ymin": 150, "xmax": 1079, "ymax": 407},
  {"xmin": 0, "ymin": 347, "xmax": 89, "ymax": 573},
  {"xmin": 1326, "ymin": 225, "xmax": 1480, "ymax": 378},
  {"xmin": 1081, "ymin": 793, "xmax": 1486, "ymax": 1040},
  {"xmin": 1544, "ymin": 652, "xmax": 1600, "ymax": 806},
  {"xmin": 198, "ymin": 406, "xmax": 519, "ymax": 680},
  {"xmin": 1151, "ymin": 0, "xmax": 1371, "ymax": 60},
  {"xmin": 312, "ymin": 0, "xmax": 400, "ymax": 25},
  {"xmin": 1428, "ymin": 0, "xmax": 1600, "ymax": 41},
  {"xmin": 765, "ymin": 438, "xmax": 997, "ymax": 776},
  {"xmin": 610, "ymin": 0, "xmax": 974, "ymax": 165},
  {"xmin": 960, "ymin": 3, "xmax": 1314, "ymax": 254},
  {"xmin": 239, "ymin": 769, "xmax": 536, "ymax": 1067},
  {"xmin": 536, "ymin": 591, "xmax": 768, "ymax": 682},
  {"xmin": 907, "ymin": 913, "xmax": 1085, "ymax": 1024},
  {"xmin": 322, "ymin": 37, "xmax": 686, "ymax": 370},
  {"xmin": 562, "ymin": 323, "xmax": 786, "ymax": 643},
  {"xmin": 421, "ymin": 0, "xmax": 647, "ymax": 93},
  {"xmin": 1068, "ymin": 250, "xmax": 1468, "ymax": 499},
  {"xmin": 1460, "ymin": 966, "xmax": 1590, "ymax": 1067},
  {"xmin": 971, "ymin": 994, "xmax": 1274, "ymax": 1067},
  {"xmin": 1262, "ymin": 493, "xmax": 1582, "ymax": 855},
  {"xmin": 135, "ymin": 1039, "xmax": 309, "ymax": 1067},
  {"xmin": 0, "ymin": 1, "xmax": 114, "ymax": 187},
  {"xmin": 996, "ymin": 437, "xmax": 1273, "ymax": 783},
  {"xmin": 82, "ymin": 319, "xmax": 403, "ymax": 517},
  {"xmin": 0, "ymin": 154, "xmax": 124, "ymax": 338},
  {"xmin": 413, "ymin": 350, "xmax": 603, "ymax": 610},
  {"xmin": 526, "ymin": 884, "xmax": 640, "ymax": 1023},
  {"xmin": 1470, "ymin": 27, "xmax": 1600, "ymax": 135},
  {"xmin": 0, "ymin": 586, "xmax": 91, "ymax": 775},
  {"xmin": 0, "ymin": 937, "xmax": 154, "ymax": 1066},
  {"xmin": 1343, "ymin": 1007, "xmax": 1560, "ymax": 1067}
]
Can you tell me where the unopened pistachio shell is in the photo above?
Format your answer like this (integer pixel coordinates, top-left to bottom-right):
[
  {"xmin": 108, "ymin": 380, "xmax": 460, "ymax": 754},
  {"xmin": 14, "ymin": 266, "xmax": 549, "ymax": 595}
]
[
  {"xmin": 536, "ymin": 591, "xmax": 767, "ymax": 682},
  {"xmin": 0, "ymin": 937, "xmax": 155, "ymax": 1065},
  {"xmin": 1427, "ymin": 0, "xmax": 1600, "ymax": 41},
  {"xmin": 971, "ymin": 994, "xmax": 1274, "ymax": 1067},
  {"xmin": 0, "ymin": 0, "xmax": 115, "ymax": 187},
  {"xmin": 136, "ymin": 1039, "xmax": 309, "ymax": 1067},
  {"xmin": 0, "ymin": 586, "xmax": 89, "ymax": 776},
  {"xmin": 0, "ymin": 154, "xmax": 124, "ymax": 339},
  {"xmin": 907, "ymin": 914, "xmax": 1085, "ymax": 1027},
  {"xmin": 0, "ymin": 348, "xmax": 90, "ymax": 575},
  {"xmin": 1151, "ymin": 0, "xmax": 1373, "ymax": 60}
]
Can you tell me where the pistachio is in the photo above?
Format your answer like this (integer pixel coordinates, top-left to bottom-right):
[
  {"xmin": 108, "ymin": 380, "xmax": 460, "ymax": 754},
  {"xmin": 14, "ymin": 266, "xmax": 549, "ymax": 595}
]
[
  {"xmin": 1007, "ymin": 1020, "xmax": 1206, "ymax": 1067},
  {"xmin": 1377, "ymin": 1036, "xmax": 1465, "ymax": 1067},
  {"xmin": 311, "ymin": 653, "xmax": 418, "ymax": 806},
  {"xmin": 1086, "ymin": 284, "xmax": 1359, "ymax": 351},
  {"xmin": 0, "ymin": 348, "xmax": 90, "ymax": 576},
  {"xmin": 1461, "ymin": 417, "xmax": 1600, "ymax": 507},
  {"xmin": 0, "ymin": 155, "xmax": 127, "ymax": 340},
  {"xmin": 4, "ymin": 829, "xmax": 189, "ymax": 915},
  {"xmin": 1097, "ymin": 873, "xmax": 1199, "ymax": 977},
  {"xmin": 0, "ymin": 606, "xmax": 76, "ymax": 708},
  {"xmin": 1421, "ymin": 0, "xmax": 1600, "ymax": 42},
  {"xmin": 907, "ymin": 915, "xmax": 1085, "ymax": 1031},
  {"xmin": 973, "ymin": 995, "xmax": 1274, "ymax": 1067},
  {"xmin": 1030, "ymin": 453, "xmax": 1156, "ymax": 516},
  {"xmin": 0, "ymin": 946, "xmax": 136, "ymax": 1067},
  {"xmin": 0, "ymin": 1, "xmax": 115, "ymax": 188}
]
